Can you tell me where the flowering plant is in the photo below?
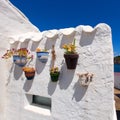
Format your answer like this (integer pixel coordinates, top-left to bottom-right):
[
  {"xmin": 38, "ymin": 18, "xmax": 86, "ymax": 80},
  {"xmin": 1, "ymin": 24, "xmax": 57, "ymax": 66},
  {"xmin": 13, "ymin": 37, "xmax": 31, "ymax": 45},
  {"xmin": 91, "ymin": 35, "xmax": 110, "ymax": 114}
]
[
  {"xmin": 2, "ymin": 48, "xmax": 33, "ymax": 59},
  {"xmin": 22, "ymin": 66, "xmax": 35, "ymax": 72},
  {"xmin": 36, "ymin": 48, "xmax": 48, "ymax": 52},
  {"xmin": 50, "ymin": 66, "xmax": 59, "ymax": 74},
  {"xmin": 50, "ymin": 66, "xmax": 60, "ymax": 82},
  {"xmin": 62, "ymin": 38, "xmax": 77, "ymax": 54}
]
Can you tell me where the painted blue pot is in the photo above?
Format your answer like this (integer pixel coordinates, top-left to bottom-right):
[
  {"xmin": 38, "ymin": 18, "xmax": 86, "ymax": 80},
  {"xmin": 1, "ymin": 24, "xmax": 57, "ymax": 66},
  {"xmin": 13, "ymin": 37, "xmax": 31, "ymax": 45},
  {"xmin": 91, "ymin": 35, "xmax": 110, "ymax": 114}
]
[
  {"xmin": 36, "ymin": 52, "xmax": 49, "ymax": 63},
  {"xmin": 13, "ymin": 55, "xmax": 27, "ymax": 67}
]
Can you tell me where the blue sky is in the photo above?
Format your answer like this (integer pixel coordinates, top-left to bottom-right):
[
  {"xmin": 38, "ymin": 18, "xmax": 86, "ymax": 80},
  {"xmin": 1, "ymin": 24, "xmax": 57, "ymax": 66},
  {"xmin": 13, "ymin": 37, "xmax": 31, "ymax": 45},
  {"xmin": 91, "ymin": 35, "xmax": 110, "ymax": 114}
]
[{"xmin": 10, "ymin": 0, "xmax": 120, "ymax": 56}]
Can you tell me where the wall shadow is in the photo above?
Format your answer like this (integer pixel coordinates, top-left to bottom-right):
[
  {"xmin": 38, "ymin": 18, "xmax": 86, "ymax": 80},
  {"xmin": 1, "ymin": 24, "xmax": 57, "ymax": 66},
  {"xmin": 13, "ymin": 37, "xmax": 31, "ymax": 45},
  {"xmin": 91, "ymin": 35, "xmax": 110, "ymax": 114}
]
[
  {"xmin": 72, "ymin": 80, "xmax": 88, "ymax": 102},
  {"xmin": 45, "ymin": 37, "xmax": 57, "ymax": 50},
  {"xmin": 20, "ymin": 41, "xmax": 29, "ymax": 48},
  {"xmin": 35, "ymin": 59, "xmax": 46, "ymax": 74},
  {"xmin": 23, "ymin": 79, "xmax": 33, "ymax": 92},
  {"xmin": 10, "ymin": 41, "xmax": 19, "ymax": 49},
  {"xmin": 79, "ymin": 31, "xmax": 96, "ymax": 47},
  {"xmin": 59, "ymin": 63, "xmax": 75, "ymax": 89},
  {"xmin": 30, "ymin": 41, "xmax": 40, "ymax": 51},
  {"xmin": 47, "ymin": 80, "xmax": 57, "ymax": 96},
  {"xmin": 6, "ymin": 63, "xmax": 14, "ymax": 85},
  {"xmin": 14, "ymin": 65, "xmax": 23, "ymax": 80},
  {"xmin": 60, "ymin": 34, "xmax": 75, "ymax": 48}
]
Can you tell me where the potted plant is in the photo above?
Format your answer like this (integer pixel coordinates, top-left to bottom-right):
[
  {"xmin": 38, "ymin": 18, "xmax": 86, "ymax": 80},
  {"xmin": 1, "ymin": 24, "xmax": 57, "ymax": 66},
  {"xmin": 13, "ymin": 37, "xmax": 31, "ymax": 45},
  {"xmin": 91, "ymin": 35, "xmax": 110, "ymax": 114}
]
[
  {"xmin": 2, "ymin": 48, "xmax": 33, "ymax": 67},
  {"xmin": 50, "ymin": 67, "xmax": 60, "ymax": 82},
  {"xmin": 22, "ymin": 66, "xmax": 35, "ymax": 80},
  {"xmin": 62, "ymin": 38, "xmax": 79, "ymax": 69},
  {"xmin": 36, "ymin": 48, "xmax": 49, "ymax": 63}
]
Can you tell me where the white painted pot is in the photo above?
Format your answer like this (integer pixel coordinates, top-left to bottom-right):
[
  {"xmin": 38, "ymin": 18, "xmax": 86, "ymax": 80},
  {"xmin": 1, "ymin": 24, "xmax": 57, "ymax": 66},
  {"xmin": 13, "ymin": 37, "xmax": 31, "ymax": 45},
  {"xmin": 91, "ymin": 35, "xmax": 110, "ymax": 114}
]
[{"xmin": 36, "ymin": 52, "xmax": 49, "ymax": 63}]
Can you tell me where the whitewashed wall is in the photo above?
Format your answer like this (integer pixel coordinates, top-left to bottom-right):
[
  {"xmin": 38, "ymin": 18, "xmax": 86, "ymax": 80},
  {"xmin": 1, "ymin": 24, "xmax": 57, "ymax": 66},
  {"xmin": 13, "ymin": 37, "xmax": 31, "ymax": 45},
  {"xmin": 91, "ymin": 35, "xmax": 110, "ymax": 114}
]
[
  {"xmin": 0, "ymin": 0, "xmax": 39, "ymax": 120},
  {"xmin": 0, "ymin": 0, "xmax": 115, "ymax": 120}
]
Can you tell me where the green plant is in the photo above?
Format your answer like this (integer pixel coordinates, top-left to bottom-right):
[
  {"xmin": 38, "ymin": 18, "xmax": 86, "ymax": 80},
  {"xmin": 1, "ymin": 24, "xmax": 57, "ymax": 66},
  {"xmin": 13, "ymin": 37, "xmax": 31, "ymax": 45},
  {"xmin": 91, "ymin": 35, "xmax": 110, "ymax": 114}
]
[
  {"xmin": 62, "ymin": 38, "xmax": 77, "ymax": 54},
  {"xmin": 2, "ymin": 48, "xmax": 33, "ymax": 59}
]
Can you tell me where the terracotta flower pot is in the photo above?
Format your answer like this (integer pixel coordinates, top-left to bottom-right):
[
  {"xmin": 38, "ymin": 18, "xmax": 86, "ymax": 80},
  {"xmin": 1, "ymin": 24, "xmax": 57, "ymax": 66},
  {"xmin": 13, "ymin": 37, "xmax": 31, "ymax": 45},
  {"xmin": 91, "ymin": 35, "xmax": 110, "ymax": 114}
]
[
  {"xmin": 36, "ymin": 52, "xmax": 49, "ymax": 63},
  {"xmin": 22, "ymin": 67, "xmax": 35, "ymax": 80},
  {"xmin": 50, "ymin": 72, "xmax": 60, "ymax": 82},
  {"xmin": 64, "ymin": 54, "xmax": 79, "ymax": 69},
  {"xmin": 13, "ymin": 55, "xmax": 27, "ymax": 67},
  {"xmin": 24, "ymin": 71, "xmax": 35, "ymax": 80}
]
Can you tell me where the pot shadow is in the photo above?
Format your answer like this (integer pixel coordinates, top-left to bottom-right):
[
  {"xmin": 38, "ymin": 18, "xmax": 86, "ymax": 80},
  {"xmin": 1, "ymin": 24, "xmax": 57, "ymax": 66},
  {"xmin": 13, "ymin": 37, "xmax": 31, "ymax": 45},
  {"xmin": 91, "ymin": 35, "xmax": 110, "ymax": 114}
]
[
  {"xmin": 72, "ymin": 80, "xmax": 88, "ymax": 102},
  {"xmin": 35, "ymin": 59, "xmax": 46, "ymax": 74},
  {"xmin": 14, "ymin": 65, "xmax": 23, "ymax": 80},
  {"xmin": 47, "ymin": 79, "xmax": 57, "ymax": 96},
  {"xmin": 79, "ymin": 30, "xmax": 96, "ymax": 47},
  {"xmin": 23, "ymin": 79, "xmax": 33, "ymax": 92},
  {"xmin": 6, "ymin": 63, "xmax": 14, "ymax": 85},
  {"xmin": 59, "ymin": 63, "xmax": 75, "ymax": 89}
]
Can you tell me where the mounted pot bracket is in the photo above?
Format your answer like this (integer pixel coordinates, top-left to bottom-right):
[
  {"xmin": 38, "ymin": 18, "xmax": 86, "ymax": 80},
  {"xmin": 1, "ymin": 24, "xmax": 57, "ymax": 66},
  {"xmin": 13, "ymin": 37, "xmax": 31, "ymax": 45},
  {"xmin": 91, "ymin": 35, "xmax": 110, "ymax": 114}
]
[{"xmin": 77, "ymin": 72, "xmax": 94, "ymax": 86}]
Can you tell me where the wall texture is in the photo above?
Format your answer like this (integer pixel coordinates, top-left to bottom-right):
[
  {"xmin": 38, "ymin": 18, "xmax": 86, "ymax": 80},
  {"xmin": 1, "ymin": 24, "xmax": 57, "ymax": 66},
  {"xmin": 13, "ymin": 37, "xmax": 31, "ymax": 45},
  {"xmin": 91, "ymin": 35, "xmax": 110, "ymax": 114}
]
[
  {"xmin": 0, "ymin": 0, "xmax": 115, "ymax": 120},
  {"xmin": 0, "ymin": 0, "xmax": 39, "ymax": 120}
]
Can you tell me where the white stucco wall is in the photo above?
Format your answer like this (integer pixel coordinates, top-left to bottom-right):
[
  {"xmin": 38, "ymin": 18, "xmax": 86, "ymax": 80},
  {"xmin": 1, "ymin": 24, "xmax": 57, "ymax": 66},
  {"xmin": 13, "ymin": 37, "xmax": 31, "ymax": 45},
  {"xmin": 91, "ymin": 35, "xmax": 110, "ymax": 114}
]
[
  {"xmin": 0, "ymin": 0, "xmax": 39, "ymax": 120},
  {"xmin": 0, "ymin": 0, "xmax": 115, "ymax": 120}
]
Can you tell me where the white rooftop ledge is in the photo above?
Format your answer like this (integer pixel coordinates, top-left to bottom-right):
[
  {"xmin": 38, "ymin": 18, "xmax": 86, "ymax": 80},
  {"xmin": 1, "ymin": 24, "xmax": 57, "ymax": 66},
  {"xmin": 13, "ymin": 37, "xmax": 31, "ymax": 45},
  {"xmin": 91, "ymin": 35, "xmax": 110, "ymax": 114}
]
[
  {"xmin": 9, "ymin": 32, "xmax": 42, "ymax": 43},
  {"xmin": 59, "ymin": 28, "xmax": 75, "ymax": 35},
  {"xmin": 45, "ymin": 30, "xmax": 58, "ymax": 38},
  {"xmin": 9, "ymin": 24, "xmax": 111, "ymax": 44},
  {"xmin": 78, "ymin": 25, "xmax": 94, "ymax": 32},
  {"xmin": 31, "ymin": 32, "xmax": 42, "ymax": 42},
  {"xmin": 82, "ymin": 25, "xmax": 94, "ymax": 32}
]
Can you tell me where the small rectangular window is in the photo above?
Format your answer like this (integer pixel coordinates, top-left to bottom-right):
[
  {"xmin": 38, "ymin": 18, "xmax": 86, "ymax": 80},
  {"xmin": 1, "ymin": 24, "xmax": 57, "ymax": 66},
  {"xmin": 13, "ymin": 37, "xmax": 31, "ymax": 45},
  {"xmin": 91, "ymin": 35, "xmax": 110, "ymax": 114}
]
[
  {"xmin": 25, "ymin": 94, "xmax": 51, "ymax": 115},
  {"xmin": 32, "ymin": 95, "xmax": 51, "ymax": 110}
]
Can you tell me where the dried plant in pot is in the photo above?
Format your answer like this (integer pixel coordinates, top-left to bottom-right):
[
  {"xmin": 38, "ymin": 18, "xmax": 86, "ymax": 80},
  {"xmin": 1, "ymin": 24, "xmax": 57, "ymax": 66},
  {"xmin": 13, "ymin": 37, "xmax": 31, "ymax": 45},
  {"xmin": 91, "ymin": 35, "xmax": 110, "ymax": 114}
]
[
  {"xmin": 2, "ymin": 48, "xmax": 33, "ymax": 67},
  {"xmin": 62, "ymin": 39, "xmax": 79, "ymax": 69},
  {"xmin": 36, "ymin": 48, "xmax": 49, "ymax": 63},
  {"xmin": 22, "ymin": 66, "xmax": 35, "ymax": 80},
  {"xmin": 50, "ymin": 67, "xmax": 60, "ymax": 82}
]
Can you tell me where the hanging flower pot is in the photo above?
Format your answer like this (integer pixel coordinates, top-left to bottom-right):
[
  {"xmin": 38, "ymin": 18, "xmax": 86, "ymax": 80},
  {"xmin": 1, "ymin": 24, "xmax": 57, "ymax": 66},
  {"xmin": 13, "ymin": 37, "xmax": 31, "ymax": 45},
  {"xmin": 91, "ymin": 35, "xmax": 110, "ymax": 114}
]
[
  {"xmin": 36, "ymin": 51, "xmax": 49, "ymax": 63},
  {"xmin": 2, "ymin": 48, "xmax": 33, "ymax": 67},
  {"xmin": 36, "ymin": 48, "xmax": 49, "ymax": 63},
  {"xmin": 24, "ymin": 71, "xmax": 35, "ymax": 80},
  {"xmin": 50, "ymin": 67, "xmax": 60, "ymax": 82},
  {"xmin": 62, "ymin": 38, "xmax": 79, "ymax": 69},
  {"xmin": 22, "ymin": 67, "xmax": 35, "ymax": 80},
  {"xmin": 50, "ymin": 72, "xmax": 60, "ymax": 82},
  {"xmin": 64, "ymin": 54, "xmax": 79, "ymax": 69},
  {"xmin": 13, "ymin": 55, "xmax": 27, "ymax": 67}
]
